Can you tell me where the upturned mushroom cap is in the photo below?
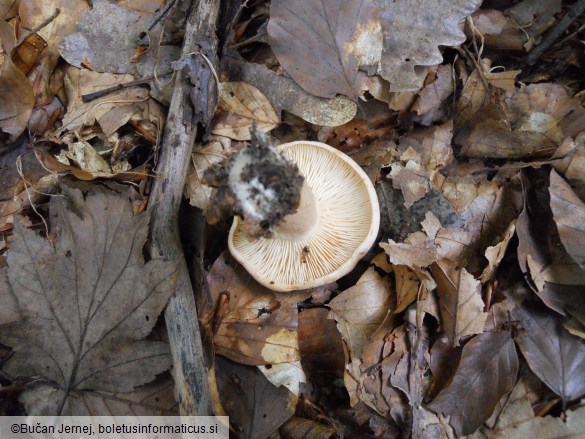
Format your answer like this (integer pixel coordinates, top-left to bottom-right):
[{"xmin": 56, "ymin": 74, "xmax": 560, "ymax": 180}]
[{"xmin": 229, "ymin": 141, "xmax": 380, "ymax": 292}]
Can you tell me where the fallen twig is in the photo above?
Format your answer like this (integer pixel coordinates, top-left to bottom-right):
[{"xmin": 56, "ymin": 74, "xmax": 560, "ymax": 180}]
[
  {"xmin": 523, "ymin": 0, "xmax": 585, "ymax": 67},
  {"xmin": 147, "ymin": 0, "xmax": 221, "ymax": 416}
]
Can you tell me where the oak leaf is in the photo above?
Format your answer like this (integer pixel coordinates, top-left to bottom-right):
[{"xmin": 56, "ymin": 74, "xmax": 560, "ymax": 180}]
[{"xmin": 0, "ymin": 184, "xmax": 177, "ymax": 414}]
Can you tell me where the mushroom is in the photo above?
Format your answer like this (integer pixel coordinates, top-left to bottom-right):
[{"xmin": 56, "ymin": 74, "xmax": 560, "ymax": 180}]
[{"xmin": 229, "ymin": 140, "xmax": 380, "ymax": 292}]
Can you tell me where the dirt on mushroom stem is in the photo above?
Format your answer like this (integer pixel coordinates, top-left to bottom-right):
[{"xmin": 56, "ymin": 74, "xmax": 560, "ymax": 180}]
[{"xmin": 202, "ymin": 128, "xmax": 305, "ymax": 239}]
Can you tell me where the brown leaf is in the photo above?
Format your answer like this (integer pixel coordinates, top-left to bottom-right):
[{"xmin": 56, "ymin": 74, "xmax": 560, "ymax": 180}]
[
  {"xmin": 0, "ymin": 266, "xmax": 19, "ymax": 325},
  {"xmin": 223, "ymin": 58, "xmax": 357, "ymax": 127},
  {"xmin": 280, "ymin": 416, "xmax": 336, "ymax": 439},
  {"xmin": 431, "ymin": 259, "xmax": 487, "ymax": 346},
  {"xmin": 513, "ymin": 301, "xmax": 585, "ymax": 404},
  {"xmin": 59, "ymin": 0, "xmax": 179, "ymax": 76},
  {"xmin": 298, "ymin": 308, "xmax": 345, "ymax": 375},
  {"xmin": 516, "ymin": 169, "xmax": 585, "ymax": 325},
  {"xmin": 380, "ymin": 238, "xmax": 438, "ymax": 268},
  {"xmin": 206, "ymin": 251, "xmax": 305, "ymax": 366},
  {"xmin": 549, "ymin": 170, "xmax": 585, "ymax": 269},
  {"xmin": 212, "ymin": 82, "xmax": 279, "ymax": 141},
  {"xmin": 215, "ymin": 355, "xmax": 296, "ymax": 439},
  {"xmin": 20, "ymin": 375, "xmax": 178, "ymax": 415},
  {"xmin": 428, "ymin": 331, "xmax": 519, "ymax": 436},
  {"xmin": 480, "ymin": 220, "xmax": 516, "ymax": 282},
  {"xmin": 390, "ymin": 157, "xmax": 431, "ymax": 208},
  {"xmin": 0, "ymin": 20, "xmax": 34, "ymax": 141},
  {"xmin": 411, "ymin": 65, "xmax": 454, "ymax": 124},
  {"xmin": 329, "ymin": 267, "xmax": 391, "ymax": 361},
  {"xmin": 487, "ymin": 405, "xmax": 585, "ymax": 438},
  {"xmin": 267, "ymin": 0, "xmax": 379, "ymax": 99},
  {"xmin": 378, "ymin": 0, "xmax": 481, "ymax": 91},
  {"xmin": 0, "ymin": 184, "xmax": 177, "ymax": 414},
  {"xmin": 185, "ymin": 138, "xmax": 236, "ymax": 212}
]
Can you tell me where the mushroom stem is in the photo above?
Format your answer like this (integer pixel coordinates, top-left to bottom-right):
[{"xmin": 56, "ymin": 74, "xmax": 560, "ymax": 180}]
[{"xmin": 272, "ymin": 180, "xmax": 319, "ymax": 240}]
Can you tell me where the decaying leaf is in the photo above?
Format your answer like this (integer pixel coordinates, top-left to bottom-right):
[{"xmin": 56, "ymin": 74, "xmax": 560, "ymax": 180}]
[
  {"xmin": 428, "ymin": 331, "xmax": 519, "ymax": 436},
  {"xmin": 513, "ymin": 301, "xmax": 585, "ymax": 404},
  {"xmin": 0, "ymin": 20, "xmax": 34, "ymax": 141},
  {"xmin": 223, "ymin": 57, "xmax": 357, "ymax": 127},
  {"xmin": 205, "ymin": 251, "xmax": 305, "ymax": 366},
  {"xmin": 212, "ymin": 82, "xmax": 279, "ymax": 141},
  {"xmin": 0, "ymin": 267, "xmax": 19, "ymax": 325},
  {"xmin": 0, "ymin": 184, "xmax": 177, "ymax": 414},
  {"xmin": 298, "ymin": 308, "xmax": 345, "ymax": 375},
  {"xmin": 59, "ymin": 0, "xmax": 179, "ymax": 76},
  {"xmin": 549, "ymin": 169, "xmax": 585, "ymax": 269},
  {"xmin": 215, "ymin": 355, "xmax": 296, "ymax": 439},
  {"xmin": 487, "ymin": 405, "xmax": 585, "ymax": 438},
  {"xmin": 280, "ymin": 417, "xmax": 336, "ymax": 439},
  {"xmin": 377, "ymin": 0, "xmax": 481, "ymax": 91},
  {"xmin": 431, "ymin": 259, "xmax": 487, "ymax": 346},
  {"xmin": 185, "ymin": 137, "xmax": 235, "ymax": 212},
  {"xmin": 329, "ymin": 267, "xmax": 391, "ymax": 361}
]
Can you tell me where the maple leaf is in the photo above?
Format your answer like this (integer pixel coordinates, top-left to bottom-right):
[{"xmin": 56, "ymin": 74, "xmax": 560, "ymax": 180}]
[{"xmin": 0, "ymin": 184, "xmax": 177, "ymax": 414}]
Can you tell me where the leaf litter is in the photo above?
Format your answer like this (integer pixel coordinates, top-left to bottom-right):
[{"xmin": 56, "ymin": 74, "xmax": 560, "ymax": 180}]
[{"xmin": 1, "ymin": 0, "xmax": 585, "ymax": 436}]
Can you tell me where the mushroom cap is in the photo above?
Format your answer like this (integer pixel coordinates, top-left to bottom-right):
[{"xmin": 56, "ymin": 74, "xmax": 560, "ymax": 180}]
[{"xmin": 229, "ymin": 141, "xmax": 380, "ymax": 292}]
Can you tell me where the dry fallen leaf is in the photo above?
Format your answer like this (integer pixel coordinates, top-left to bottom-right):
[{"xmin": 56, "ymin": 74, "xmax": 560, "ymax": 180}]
[
  {"xmin": 329, "ymin": 267, "xmax": 391, "ymax": 361},
  {"xmin": 0, "ymin": 184, "xmax": 177, "ymax": 414},
  {"xmin": 513, "ymin": 301, "xmax": 585, "ymax": 405},
  {"xmin": 212, "ymin": 82, "xmax": 279, "ymax": 141},
  {"xmin": 280, "ymin": 416, "xmax": 336, "ymax": 439},
  {"xmin": 268, "ymin": 0, "xmax": 378, "ymax": 100},
  {"xmin": 0, "ymin": 267, "xmax": 19, "ymax": 325},
  {"xmin": 428, "ymin": 331, "xmax": 519, "ymax": 436},
  {"xmin": 215, "ymin": 355, "xmax": 296, "ymax": 439},
  {"xmin": 205, "ymin": 251, "xmax": 305, "ymax": 366},
  {"xmin": 431, "ymin": 259, "xmax": 487, "ymax": 346},
  {"xmin": 549, "ymin": 169, "xmax": 585, "ymax": 270},
  {"xmin": 0, "ymin": 20, "xmax": 34, "ymax": 141}
]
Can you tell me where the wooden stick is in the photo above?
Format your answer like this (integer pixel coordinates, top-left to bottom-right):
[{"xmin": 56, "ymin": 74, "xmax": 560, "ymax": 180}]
[
  {"xmin": 147, "ymin": 0, "xmax": 221, "ymax": 416},
  {"xmin": 523, "ymin": 0, "xmax": 585, "ymax": 67}
]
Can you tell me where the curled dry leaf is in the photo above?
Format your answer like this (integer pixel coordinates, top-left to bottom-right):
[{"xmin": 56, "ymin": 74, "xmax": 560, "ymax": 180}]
[
  {"xmin": 428, "ymin": 331, "xmax": 519, "ymax": 436},
  {"xmin": 184, "ymin": 138, "xmax": 234, "ymax": 212},
  {"xmin": 211, "ymin": 81, "xmax": 279, "ymax": 141},
  {"xmin": 513, "ymin": 301, "xmax": 585, "ymax": 404},
  {"xmin": 215, "ymin": 355, "xmax": 296, "ymax": 439},
  {"xmin": 516, "ymin": 169, "xmax": 585, "ymax": 325},
  {"xmin": 205, "ymin": 251, "xmax": 305, "ymax": 366},
  {"xmin": 329, "ymin": 267, "xmax": 392, "ymax": 361},
  {"xmin": 430, "ymin": 259, "xmax": 487, "ymax": 347},
  {"xmin": 0, "ymin": 20, "xmax": 34, "ymax": 141},
  {"xmin": 549, "ymin": 169, "xmax": 585, "ymax": 269},
  {"xmin": 0, "ymin": 184, "xmax": 177, "ymax": 415}
]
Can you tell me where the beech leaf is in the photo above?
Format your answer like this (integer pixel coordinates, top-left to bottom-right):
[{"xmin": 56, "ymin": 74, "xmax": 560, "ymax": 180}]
[
  {"xmin": 329, "ymin": 267, "xmax": 391, "ymax": 360},
  {"xmin": 428, "ymin": 331, "xmax": 519, "ymax": 436},
  {"xmin": 513, "ymin": 301, "xmax": 585, "ymax": 404},
  {"xmin": 0, "ymin": 184, "xmax": 177, "ymax": 414},
  {"xmin": 549, "ymin": 169, "xmax": 585, "ymax": 269},
  {"xmin": 268, "ymin": 0, "xmax": 379, "ymax": 99},
  {"xmin": 430, "ymin": 259, "xmax": 487, "ymax": 346}
]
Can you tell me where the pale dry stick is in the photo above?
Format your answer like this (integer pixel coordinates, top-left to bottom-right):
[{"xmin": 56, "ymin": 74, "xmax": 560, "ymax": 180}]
[
  {"xmin": 147, "ymin": 0, "xmax": 221, "ymax": 416},
  {"xmin": 15, "ymin": 155, "xmax": 49, "ymax": 238}
]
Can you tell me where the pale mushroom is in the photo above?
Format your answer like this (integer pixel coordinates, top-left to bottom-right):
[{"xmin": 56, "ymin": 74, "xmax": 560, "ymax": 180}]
[{"xmin": 229, "ymin": 140, "xmax": 380, "ymax": 292}]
